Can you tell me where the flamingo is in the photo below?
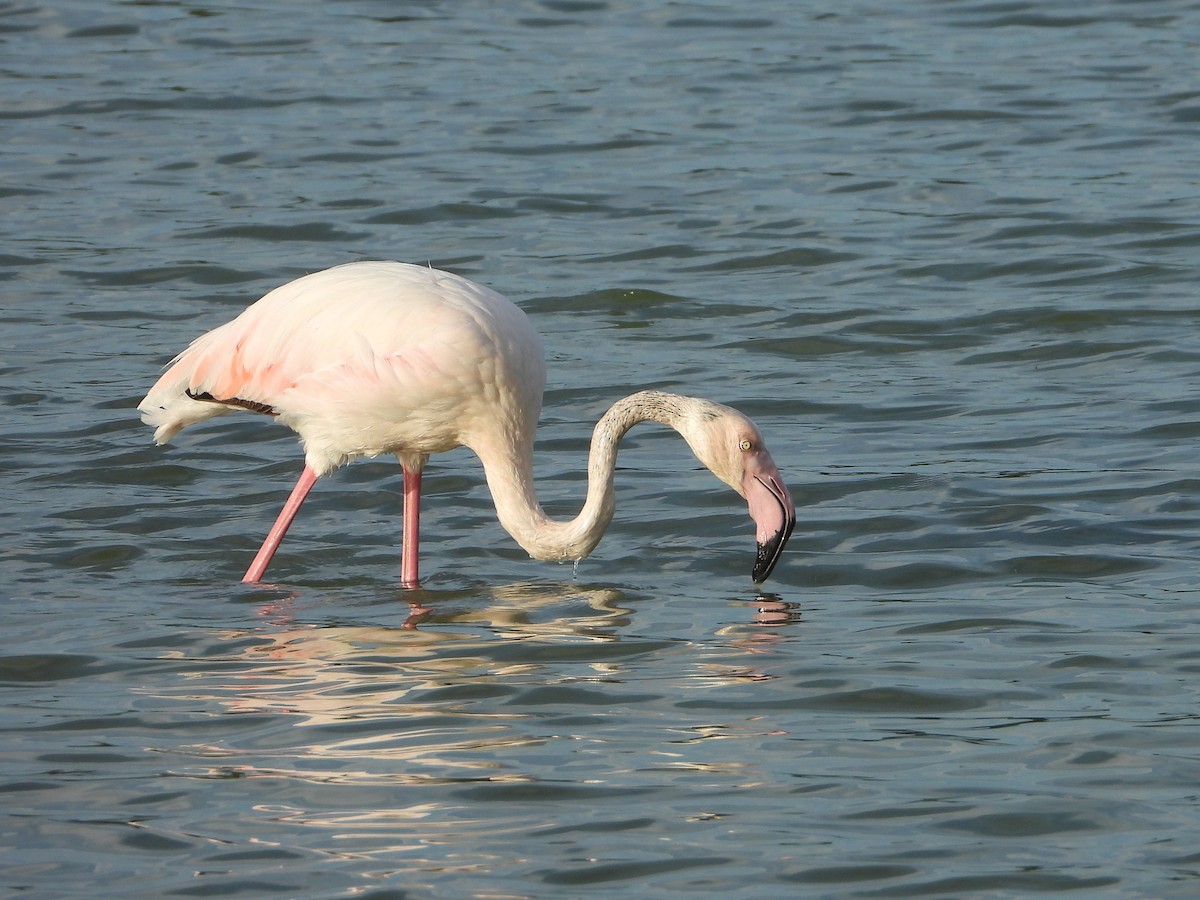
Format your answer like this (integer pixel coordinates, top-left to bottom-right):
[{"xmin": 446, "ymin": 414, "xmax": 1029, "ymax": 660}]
[{"xmin": 138, "ymin": 261, "xmax": 796, "ymax": 587}]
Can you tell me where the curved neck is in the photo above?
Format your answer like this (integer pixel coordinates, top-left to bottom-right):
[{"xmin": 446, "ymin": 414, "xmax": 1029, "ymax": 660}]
[{"xmin": 475, "ymin": 390, "xmax": 692, "ymax": 563}]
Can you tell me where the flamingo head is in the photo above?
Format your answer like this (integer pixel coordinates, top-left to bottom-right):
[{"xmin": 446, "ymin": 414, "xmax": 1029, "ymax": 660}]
[{"xmin": 679, "ymin": 401, "xmax": 797, "ymax": 584}]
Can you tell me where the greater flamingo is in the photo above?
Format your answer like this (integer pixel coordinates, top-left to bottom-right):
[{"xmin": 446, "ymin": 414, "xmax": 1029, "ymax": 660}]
[{"xmin": 138, "ymin": 261, "xmax": 796, "ymax": 586}]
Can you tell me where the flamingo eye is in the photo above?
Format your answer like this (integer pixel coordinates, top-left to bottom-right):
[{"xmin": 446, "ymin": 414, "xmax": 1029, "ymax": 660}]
[{"xmin": 739, "ymin": 439, "xmax": 753, "ymax": 452}]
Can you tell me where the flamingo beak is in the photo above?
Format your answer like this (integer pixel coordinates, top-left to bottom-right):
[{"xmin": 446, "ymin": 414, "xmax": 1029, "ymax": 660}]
[{"xmin": 743, "ymin": 451, "xmax": 797, "ymax": 583}]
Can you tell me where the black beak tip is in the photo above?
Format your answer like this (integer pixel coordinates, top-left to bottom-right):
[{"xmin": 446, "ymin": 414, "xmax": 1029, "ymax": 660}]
[
  {"xmin": 751, "ymin": 546, "xmax": 775, "ymax": 584},
  {"xmin": 751, "ymin": 517, "xmax": 796, "ymax": 584}
]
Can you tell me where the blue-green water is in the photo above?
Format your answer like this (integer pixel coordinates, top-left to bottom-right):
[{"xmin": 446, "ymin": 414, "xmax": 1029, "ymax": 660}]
[{"xmin": 4, "ymin": 1, "xmax": 1200, "ymax": 896}]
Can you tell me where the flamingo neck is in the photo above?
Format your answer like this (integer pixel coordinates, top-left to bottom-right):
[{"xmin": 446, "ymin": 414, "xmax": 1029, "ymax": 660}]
[{"xmin": 477, "ymin": 390, "xmax": 692, "ymax": 564}]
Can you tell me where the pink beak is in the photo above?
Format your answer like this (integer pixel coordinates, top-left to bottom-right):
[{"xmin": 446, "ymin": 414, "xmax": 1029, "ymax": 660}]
[{"xmin": 743, "ymin": 450, "xmax": 797, "ymax": 583}]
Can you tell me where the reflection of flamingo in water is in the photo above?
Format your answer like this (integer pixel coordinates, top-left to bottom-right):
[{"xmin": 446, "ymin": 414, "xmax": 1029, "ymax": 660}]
[{"xmin": 139, "ymin": 261, "xmax": 796, "ymax": 587}]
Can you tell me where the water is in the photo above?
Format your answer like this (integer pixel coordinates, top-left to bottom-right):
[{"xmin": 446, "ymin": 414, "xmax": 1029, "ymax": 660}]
[{"xmin": 3, "ymin": 0, "xmax": 1200, "ymax": 896}]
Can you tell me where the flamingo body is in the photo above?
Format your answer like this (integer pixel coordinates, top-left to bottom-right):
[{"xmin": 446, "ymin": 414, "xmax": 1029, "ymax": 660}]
[
  {"xmin": 139, "ymin": 261, "xmax": 796, "ymax": 585},
  {"xmin": 142, "ymin": 262, "xmax": 544, "ymax": 476}
]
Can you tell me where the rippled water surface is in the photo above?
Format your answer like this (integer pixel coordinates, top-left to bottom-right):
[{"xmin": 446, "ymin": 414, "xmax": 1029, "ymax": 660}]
[{"xmin": 4, "ymin": 1, "xmax": 1200, "ymax": 896}]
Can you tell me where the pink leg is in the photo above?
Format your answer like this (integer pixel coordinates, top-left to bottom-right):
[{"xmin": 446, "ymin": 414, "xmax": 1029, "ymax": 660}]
[
  {"xmin": 401, "ymin": 465, "xmax": 421, "ymax": 588},
  {"xmin": 242, "ymin": 465, "xmax": 319, "ymax": 584}
]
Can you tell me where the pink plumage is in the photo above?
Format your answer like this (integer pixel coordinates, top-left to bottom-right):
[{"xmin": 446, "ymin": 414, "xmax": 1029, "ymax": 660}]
[{"xmin": 142, "ymin": 261, "xmax": 543, "ymax": 473}]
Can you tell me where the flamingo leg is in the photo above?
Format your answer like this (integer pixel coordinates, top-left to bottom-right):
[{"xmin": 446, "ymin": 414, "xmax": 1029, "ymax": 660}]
[
  {"xmin": 401, "ymin": 465, "xmax": 421, "ymax": 588},
  {"xmin": 242, "ymin": 465, "xmax": 319, "ymax": 584}
]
